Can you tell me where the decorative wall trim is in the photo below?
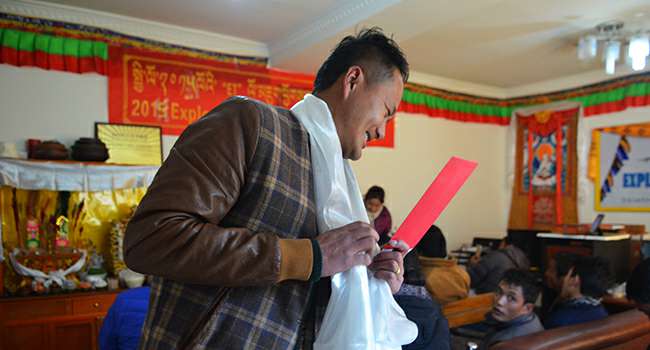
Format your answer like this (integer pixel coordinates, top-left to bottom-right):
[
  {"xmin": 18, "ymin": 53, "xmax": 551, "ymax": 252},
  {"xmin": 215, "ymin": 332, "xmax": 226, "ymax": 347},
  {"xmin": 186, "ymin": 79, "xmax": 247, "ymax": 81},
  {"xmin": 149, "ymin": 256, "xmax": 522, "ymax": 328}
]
[{"xmin": 0, "ymin": 0, "xmax": 269, "ymax": 58}]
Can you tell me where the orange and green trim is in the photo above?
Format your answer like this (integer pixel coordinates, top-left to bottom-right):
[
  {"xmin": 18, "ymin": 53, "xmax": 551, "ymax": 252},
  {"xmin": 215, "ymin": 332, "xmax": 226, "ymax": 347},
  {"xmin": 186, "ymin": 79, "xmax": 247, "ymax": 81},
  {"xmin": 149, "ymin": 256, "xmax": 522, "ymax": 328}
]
[
  {"xmin": 0, "ymin": 27, "xmax": 108, "ymax": 74},
  {"xmin": 0, "ymin": 11, "xmax": 266, "ymax": 68},
  {"xmin": 400, "ymin": 74, "xmax": 650, "ymax": 125},
  {"xmin": 2, "ymin": 12, "xmax": 650, "ymax": 125}
]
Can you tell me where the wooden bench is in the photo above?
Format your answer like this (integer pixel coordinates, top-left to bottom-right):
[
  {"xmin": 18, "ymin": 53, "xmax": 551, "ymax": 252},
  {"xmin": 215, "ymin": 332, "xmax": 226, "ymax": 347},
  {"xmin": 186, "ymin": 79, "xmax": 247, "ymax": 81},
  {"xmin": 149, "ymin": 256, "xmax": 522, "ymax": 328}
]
[{"xmin": 442, "ymin": 293, "xmax": 494, "ymax": 328}]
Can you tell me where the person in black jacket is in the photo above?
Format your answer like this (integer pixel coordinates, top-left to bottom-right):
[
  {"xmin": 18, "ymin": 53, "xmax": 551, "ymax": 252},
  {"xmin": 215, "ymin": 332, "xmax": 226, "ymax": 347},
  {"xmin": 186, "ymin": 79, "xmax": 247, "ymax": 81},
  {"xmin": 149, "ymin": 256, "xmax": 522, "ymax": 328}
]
[
  {"xmin": 393, "ymin": 250, "xmax": 451, "ymax": 350},
  {"xmin": 467, "ymin": 237, "xmax": 530, "ymax": 294},
  {"xmin": 627, "ymin": 257, "xmax": 650, "ymax": 315}
]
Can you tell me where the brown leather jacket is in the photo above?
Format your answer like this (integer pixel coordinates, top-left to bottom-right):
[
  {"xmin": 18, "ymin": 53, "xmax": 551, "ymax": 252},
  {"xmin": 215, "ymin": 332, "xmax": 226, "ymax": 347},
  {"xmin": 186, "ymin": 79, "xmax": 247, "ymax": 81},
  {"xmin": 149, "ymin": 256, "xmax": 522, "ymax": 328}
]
[
  {"xmin": 124, "ymin": 98, "xmax": 313, "ymax": 286},
  {"xmin": 123, "ymin": 97, "xmax": 321, "ymax": 349}
]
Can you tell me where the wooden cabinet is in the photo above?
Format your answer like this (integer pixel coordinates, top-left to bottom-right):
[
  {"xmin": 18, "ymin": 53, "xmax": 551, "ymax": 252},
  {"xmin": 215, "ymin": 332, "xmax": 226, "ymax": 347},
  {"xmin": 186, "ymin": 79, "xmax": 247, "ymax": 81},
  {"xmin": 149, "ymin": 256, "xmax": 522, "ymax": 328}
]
[
  {"xmin": 0, "ymin": 290, "xmax": 119, "ymax": 350},
  {"xmin": 538, "ymin": 233, "xmax": 632, "ymax": 283}
]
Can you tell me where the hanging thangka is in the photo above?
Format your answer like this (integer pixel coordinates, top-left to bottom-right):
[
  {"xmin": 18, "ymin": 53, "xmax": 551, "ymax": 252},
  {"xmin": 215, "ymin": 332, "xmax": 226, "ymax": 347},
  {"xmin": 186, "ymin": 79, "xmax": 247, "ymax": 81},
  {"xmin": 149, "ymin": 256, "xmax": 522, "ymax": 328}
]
[{"xmin": 509, "ymin": 106, "xmax": 579, "ymax": 230}]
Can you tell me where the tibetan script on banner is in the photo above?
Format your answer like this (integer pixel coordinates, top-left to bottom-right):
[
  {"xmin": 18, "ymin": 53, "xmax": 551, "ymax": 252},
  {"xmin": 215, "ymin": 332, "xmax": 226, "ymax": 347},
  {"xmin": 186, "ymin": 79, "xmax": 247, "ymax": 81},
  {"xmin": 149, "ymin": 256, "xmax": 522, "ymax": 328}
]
[{"xmin": 108, "ymin": 47, "xmax": 313, "ymax": 135}]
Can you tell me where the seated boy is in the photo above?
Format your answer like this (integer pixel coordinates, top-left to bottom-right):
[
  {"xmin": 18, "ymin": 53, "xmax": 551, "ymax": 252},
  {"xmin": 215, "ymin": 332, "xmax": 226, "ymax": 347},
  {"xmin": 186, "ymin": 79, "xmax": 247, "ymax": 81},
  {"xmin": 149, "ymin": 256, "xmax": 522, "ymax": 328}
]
[
  {"xmin": 544, "ymin": 254, "xmax": 610, "ymax": 328},
  {"xmin": 479, "ymin": 269, "xmax": 543, "ymax": 349}
]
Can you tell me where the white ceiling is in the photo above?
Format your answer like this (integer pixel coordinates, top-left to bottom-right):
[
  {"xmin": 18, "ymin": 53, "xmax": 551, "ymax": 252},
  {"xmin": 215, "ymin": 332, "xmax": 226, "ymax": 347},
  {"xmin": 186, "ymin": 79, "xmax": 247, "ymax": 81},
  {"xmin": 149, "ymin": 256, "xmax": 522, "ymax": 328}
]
[{"xmin": 33, "ymin": 0, "xmax": 650, "ymax": 87}]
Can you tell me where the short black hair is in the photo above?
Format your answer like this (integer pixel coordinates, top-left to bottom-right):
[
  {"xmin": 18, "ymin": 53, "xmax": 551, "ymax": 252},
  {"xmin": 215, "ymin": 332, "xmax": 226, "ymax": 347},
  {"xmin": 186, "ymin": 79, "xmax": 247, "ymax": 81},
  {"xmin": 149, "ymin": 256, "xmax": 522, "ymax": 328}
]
[
  {"xmin": 627, "ymin": 258, "xmax": 650, "ymax": 304},
  {"xmin": 500, "ymin": 269, "xmax": 540, "ymax": 304},
  {"xmin": 402, "ymin": 250, "xmax": 426, "ymax": 286},
  {"xmin": 555, "ymin": 254, "xmax": 611, "ymax": 298},
  {"xmin": 364, "ymin": 185, "xmax": 385, "ymax": 203},
  {"xmin": 554, "ymin": 252, "xmax": 580, "ymax": 278},
  {"xmin": 575, "ymin": 256, "xmax": 611, "ymax": 298},
  {"xmin": 313, "ymin": 27, "xmax": 409, "ymax": 93},
  {"xmin": 415, "ymin": 225, "xmax": 447, "ymax": 258}
]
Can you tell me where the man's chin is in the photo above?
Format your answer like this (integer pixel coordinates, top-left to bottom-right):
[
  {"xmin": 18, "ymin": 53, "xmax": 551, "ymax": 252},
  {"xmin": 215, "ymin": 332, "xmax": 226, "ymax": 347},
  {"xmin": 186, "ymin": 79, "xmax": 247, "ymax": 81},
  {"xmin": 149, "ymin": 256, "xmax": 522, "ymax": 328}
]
[{"xmin": 491, "ymin": 310, "xmax": 506, "ymax": 322}]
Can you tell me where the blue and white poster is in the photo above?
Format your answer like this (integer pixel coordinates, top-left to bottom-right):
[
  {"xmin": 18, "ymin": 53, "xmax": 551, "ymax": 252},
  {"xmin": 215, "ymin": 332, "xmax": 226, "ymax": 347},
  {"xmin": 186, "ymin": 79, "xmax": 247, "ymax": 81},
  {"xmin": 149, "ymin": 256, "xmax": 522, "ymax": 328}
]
[{"xmin": 596, "ymin": 131, "xmax": 650, "ymax": 211}]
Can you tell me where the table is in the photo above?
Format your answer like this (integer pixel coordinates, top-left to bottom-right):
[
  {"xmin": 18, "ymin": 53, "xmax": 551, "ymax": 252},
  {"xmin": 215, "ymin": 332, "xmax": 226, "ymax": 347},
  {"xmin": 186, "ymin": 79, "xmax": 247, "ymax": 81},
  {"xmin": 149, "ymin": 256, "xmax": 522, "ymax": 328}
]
[{"xmin": 537, "ymin": 233, "xmax": 631, "ymax": 282}]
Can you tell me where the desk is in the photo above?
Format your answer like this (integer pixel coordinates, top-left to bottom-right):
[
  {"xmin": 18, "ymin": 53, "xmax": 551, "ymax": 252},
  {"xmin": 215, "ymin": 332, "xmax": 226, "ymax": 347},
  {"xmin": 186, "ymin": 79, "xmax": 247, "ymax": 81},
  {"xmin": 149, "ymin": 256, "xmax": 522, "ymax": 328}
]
[
  {"xmin": 602, "ymin": 295, "xmax": 637, "ymax": 314},
  {"xmin": 537, "ymin": 233, "xmax": 631, "ymax": 282}
]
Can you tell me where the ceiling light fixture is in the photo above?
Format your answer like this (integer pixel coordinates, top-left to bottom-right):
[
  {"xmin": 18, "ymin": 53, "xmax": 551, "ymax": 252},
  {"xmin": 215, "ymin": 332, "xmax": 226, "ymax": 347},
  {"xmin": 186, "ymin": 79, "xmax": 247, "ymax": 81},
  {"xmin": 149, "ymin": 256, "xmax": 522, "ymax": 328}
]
[{"xmin": 577, "ymin": 21, "xmax": 650, "ymax": 75}]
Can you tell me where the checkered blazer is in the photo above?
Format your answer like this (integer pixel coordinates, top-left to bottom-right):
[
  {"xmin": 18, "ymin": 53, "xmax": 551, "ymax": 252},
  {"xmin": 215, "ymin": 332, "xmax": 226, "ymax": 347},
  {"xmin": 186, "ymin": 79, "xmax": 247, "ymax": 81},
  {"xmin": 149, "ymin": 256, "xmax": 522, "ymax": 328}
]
[{"xmin": 137, "ymin": 97, "xmax": 320, "ymax": 349}]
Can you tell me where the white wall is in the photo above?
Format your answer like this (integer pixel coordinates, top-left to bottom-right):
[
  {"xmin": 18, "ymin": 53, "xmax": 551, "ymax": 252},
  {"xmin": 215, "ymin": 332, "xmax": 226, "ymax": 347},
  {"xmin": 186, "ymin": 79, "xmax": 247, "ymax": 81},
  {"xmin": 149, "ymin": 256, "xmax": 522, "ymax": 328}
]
[
  {"xmin": 352, "ymin": 113, "xmax": 510, "ymax": 251},
  {"xmin": 0, "ymin": 64, "xmax": 177, "ymax": 157}
]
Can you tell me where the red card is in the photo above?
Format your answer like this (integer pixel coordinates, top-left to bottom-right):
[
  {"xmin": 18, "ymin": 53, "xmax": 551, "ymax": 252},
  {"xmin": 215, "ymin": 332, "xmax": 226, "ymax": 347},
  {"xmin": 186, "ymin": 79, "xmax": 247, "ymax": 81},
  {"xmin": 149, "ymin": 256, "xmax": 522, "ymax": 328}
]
[{"xmin": 390, "ymin": 156, "xmax": 477, "ymax": 249}]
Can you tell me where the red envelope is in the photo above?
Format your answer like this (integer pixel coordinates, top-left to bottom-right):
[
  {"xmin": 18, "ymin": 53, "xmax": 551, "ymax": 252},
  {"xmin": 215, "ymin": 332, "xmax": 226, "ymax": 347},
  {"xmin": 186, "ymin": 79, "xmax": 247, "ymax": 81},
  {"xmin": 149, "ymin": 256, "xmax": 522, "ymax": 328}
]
[{"xmin": 389, "ymin": 156, "xmax": 477, "ymax": 249}]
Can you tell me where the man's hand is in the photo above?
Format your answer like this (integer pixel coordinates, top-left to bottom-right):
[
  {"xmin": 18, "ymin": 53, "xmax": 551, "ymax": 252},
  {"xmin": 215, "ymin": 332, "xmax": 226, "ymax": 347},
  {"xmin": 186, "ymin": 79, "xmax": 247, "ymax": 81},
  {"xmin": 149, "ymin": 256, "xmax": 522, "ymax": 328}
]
[
  {"xmin": 369, "ymin": 240, "xmax": 409, "ymax": 294},
  {"xmin": 469, "ymin": 254, "xmax": 481, "ymax": 266},
  {"xmin": 317, "ymin": 222, "xmax": 380, "ymax": 277},
  {"xmin": 559, "ymin": 267, "xmax": 580, "ymax": 301}
]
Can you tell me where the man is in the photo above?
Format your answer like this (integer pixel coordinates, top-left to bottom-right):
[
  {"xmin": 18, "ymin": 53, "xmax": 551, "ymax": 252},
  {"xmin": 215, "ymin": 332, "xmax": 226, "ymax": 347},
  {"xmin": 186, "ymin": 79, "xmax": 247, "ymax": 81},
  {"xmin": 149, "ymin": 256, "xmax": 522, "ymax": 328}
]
[
  {"xmin": 480, "ymin": 269, "xmax": 544, "ymax": 350},
  {"xmin": 99, "ymin": 286, "xmax": 150, "ymax": 350},
  {"xmin": 124, "ymin": 28, "xmax": 409, "ymax": 349},
  {"xmin": 416, "ymin": 225, "xmax": 470, "ymax": 304},
  {"xmin": 544, "ymin": 254, "xmax": 610, "ymax": 328},
  {"xmin": 467, "ymin": 237, "xmax": 530, "ymax": 294}
]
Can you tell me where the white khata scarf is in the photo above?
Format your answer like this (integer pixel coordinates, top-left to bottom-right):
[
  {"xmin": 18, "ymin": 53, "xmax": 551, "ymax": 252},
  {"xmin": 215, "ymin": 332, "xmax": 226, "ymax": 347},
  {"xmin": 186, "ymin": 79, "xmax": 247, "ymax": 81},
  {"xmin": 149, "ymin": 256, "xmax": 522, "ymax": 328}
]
[{"xmin": 291, "ymin": 94, "xmax": 417, "ymax": 350}]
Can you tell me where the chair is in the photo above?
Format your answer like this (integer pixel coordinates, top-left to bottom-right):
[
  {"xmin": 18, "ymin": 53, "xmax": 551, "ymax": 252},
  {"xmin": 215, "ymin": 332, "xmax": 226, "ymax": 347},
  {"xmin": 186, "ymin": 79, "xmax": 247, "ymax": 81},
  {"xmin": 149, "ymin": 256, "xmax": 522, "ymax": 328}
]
[
  {"xmin": 441, "ymin": 292, "xmax": 494, "ymax": 328},
  {"xmin": 490, "ymin": 309, "xmax": 650, "ymax": 350}
]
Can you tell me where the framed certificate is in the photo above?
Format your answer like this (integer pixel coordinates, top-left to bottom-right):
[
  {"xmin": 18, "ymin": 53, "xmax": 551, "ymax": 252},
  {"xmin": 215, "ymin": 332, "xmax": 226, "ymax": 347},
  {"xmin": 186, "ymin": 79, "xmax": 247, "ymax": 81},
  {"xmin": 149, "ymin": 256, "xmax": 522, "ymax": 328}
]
[{"xmin": 95, "ymin": 123, "xmax": 162, "ymax": 165}]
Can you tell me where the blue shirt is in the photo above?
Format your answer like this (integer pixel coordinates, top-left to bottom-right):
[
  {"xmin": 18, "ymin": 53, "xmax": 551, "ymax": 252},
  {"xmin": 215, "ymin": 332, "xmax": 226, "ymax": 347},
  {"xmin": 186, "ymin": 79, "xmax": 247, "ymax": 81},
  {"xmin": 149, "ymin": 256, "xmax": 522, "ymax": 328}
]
[
  {"xmin": 545, "ymin": 297, "xmax": 608, "ymax": 329},
  {"xmin": 99, "ymin": 287, "xmax": 150, "ymax": 350}
]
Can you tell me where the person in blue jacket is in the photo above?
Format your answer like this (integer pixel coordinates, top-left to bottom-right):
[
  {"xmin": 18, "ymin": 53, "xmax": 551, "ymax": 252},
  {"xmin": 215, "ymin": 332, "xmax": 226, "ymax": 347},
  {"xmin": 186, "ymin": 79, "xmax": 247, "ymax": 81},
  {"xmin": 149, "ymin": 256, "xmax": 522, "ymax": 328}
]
[
  {"xmin": 99, "ymin": 286, "xmax": 150, "ymax": 350},
  {"xmin": 544, "ymin": 254, "xmax": 610, "ymax": 328}
]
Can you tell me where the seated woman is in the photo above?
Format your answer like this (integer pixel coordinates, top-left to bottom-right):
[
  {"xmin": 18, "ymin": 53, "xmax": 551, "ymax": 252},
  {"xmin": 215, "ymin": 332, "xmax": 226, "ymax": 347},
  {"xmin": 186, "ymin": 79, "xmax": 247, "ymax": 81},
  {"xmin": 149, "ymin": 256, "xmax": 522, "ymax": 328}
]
[
  {"xmin": 364, "ymin": 185, "xmax": 392, "ymax": 244},
  {"xmin": 415, "ymin": 225, "xmax": 470, "ymax": 304},
  {"xmin": 544, "ymin": 254, "xmax": 610, "ymax": 328}
]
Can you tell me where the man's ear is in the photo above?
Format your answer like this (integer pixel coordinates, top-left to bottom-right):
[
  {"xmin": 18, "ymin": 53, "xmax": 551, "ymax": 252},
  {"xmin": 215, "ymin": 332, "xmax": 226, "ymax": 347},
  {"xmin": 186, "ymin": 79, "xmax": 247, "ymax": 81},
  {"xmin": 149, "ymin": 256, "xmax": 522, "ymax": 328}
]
[
  {"xmin": 343, "ymin": 66, "xmax": 363, "ymax": 98},
  {"xmin": 523, "ymin": 302, "xmax": 535, "ymax": 314}
]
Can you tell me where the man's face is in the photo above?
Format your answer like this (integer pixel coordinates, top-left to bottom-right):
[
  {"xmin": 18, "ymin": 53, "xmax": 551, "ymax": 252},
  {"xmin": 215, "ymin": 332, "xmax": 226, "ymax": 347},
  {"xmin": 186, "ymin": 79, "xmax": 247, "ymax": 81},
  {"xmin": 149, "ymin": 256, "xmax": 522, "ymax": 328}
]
[
  {"xmin": 335, "ymin": 68, "xmax": 404, "ymax": 160},
  {"xmin": 491, "ymin": 281, "xmax": 532, "ymax": 322},
  {"xmin": 545, "ymin": 258, "xmax": 560, "ymax": 291}
]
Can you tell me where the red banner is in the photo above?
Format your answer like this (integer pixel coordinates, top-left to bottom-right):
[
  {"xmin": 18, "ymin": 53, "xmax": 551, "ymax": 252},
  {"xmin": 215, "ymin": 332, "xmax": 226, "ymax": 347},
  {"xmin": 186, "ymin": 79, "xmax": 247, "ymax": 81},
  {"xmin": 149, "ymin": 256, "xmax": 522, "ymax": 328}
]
[
  {"xmin": 108, "ymin": 45, "xmax": 394, "ymax": 147},
  {"xmin": 108, "ymin": 46, "xmax": 311, "ymax": 135}
]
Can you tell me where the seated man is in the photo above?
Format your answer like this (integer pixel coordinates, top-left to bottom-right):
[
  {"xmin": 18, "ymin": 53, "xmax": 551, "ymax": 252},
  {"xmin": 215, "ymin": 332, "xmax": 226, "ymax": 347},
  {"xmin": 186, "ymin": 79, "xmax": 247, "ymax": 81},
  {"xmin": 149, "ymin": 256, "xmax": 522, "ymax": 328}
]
[
  {"xmin": 544, "ymin": 254, "xmax": 610, "ymax": 328},
  {"xmin": 99, "ymin": 286, "xmax": 151, "ymax": 350},
  {"xmin": 416, "ymin": 225, "xmax": 470, "ymax": 304},
  {"xmin": 480, "ymin": 269, "xmax": 544, "ymax": 350},
  {"xmin": 626, "ymin": 257, "xmax": 650, "ymax": 315},
  {"xmin": 467, "ymin": 237, "xmax": 530, "ymax": 294}
]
